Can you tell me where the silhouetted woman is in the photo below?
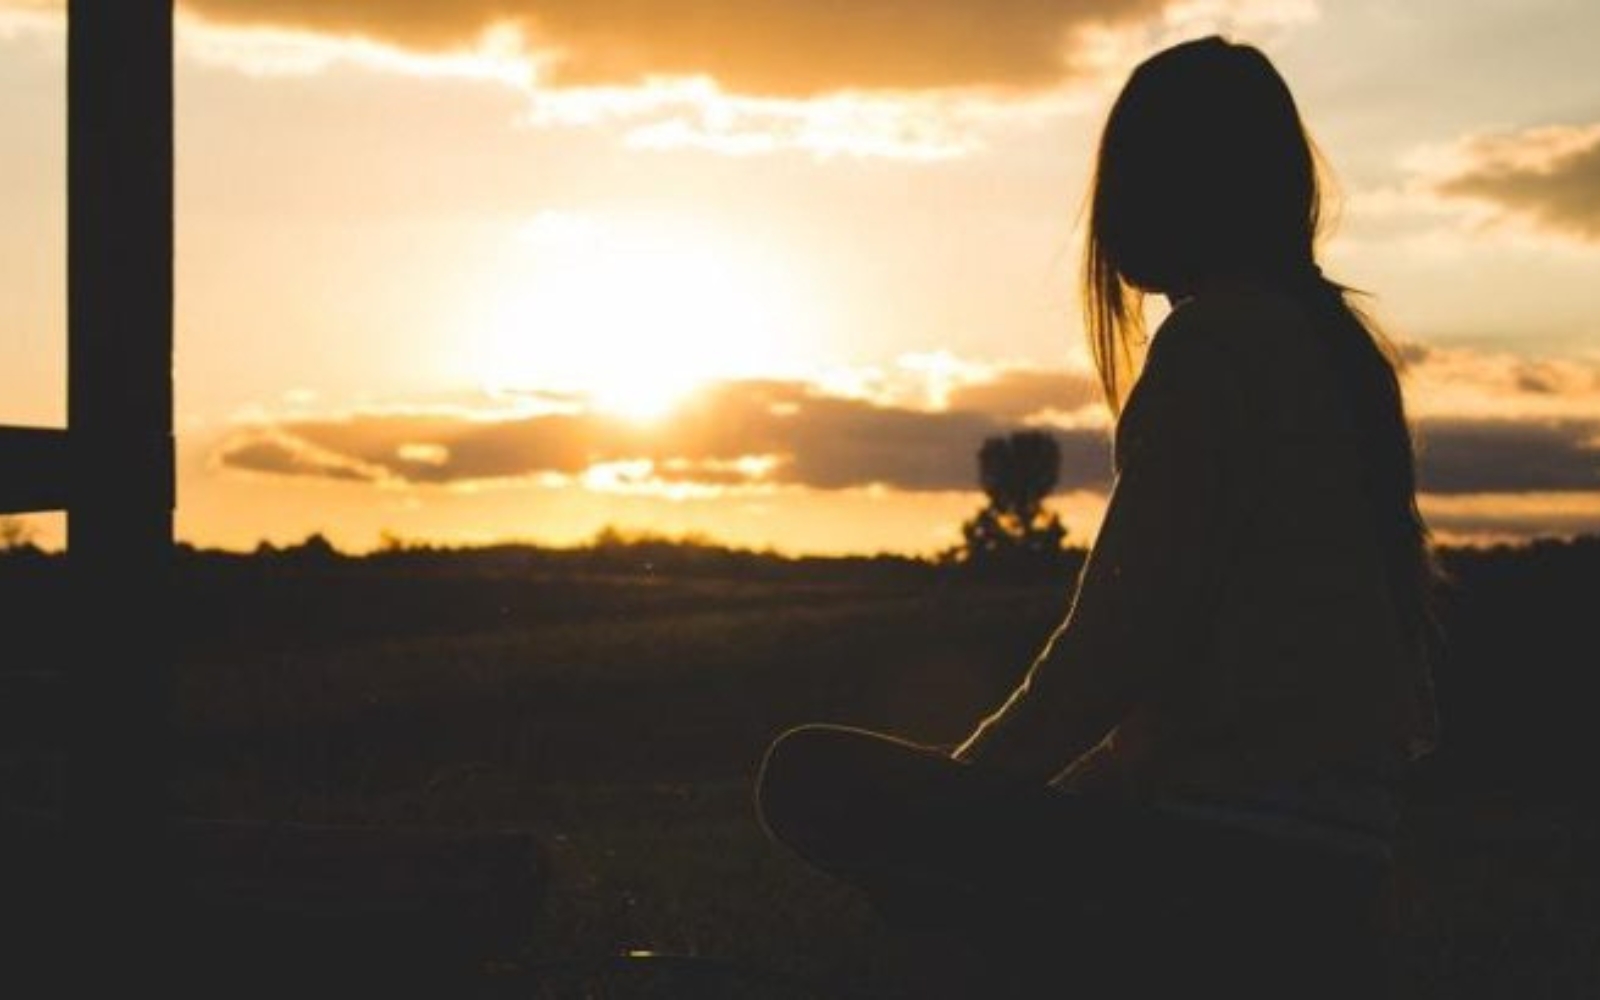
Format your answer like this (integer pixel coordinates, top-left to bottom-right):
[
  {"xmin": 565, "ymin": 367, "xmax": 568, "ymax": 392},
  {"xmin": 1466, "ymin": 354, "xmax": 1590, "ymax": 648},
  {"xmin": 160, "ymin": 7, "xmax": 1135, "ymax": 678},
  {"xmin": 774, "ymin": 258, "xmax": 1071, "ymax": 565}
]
[{"xmin": 756, "ymin": 35, "xmax": 1440, "ymax": 996}]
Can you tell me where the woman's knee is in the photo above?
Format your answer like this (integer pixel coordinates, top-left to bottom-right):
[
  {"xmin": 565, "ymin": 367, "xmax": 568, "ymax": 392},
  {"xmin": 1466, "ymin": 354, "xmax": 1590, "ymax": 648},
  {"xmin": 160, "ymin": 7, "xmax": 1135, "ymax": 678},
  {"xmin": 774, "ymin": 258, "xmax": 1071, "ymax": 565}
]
[
  {"xmin": 757, "ymin": 725, "xmax": 853, "ymax": 835},
  {"xmin": 758, "ymin": 723, "xmax": 925, "ymax": 850}
]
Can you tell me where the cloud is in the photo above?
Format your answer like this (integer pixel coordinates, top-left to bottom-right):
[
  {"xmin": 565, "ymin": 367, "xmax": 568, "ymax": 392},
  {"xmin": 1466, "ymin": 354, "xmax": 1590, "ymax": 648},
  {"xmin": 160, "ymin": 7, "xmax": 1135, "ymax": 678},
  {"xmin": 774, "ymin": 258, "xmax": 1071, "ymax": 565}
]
[
  {"xmin": 947, "ymin": 366, "xmax": 1104, "ymax": 423},
  {"xmin": 1404, "ymin": 341, "xmax": 1600, "ymax": 421},
  {"xmin": 602, "ymin": 83, "xmax": 994, "ymax": 161},
  {"xmin": 217, "ymin": 430, "xmax": 397, "ymax": 484},
  {"xmin": 218, "ymin": 372, "xmax": 1119, "ymax": 495},
  {"xmin": 1388, "ymin": 343, "xmax": 1600, "ymax": 497},
  {"xmin": 216, "ymin": 346, "xmax": 1600, "ymax": 502},
  {"xmin": 213, "ymin": 343, "xmax": 1600, "ymax": 550},
  {"xmin": 5, "ymin": 0, "xmax": 1324, "ymax": 160},
  {"xmin": 1415, "ymin": 417, "xmax": 1600, "ymax": 495},
  {"xmin": 164, "ymin": 9, "xmax": 1086, "ymax": 161},
  {"xmin": 1422, "ymin": 123, "xmax": 1600, "ymax": 243},
  {"xmin": 180, "ymin": 0, "xmax": 1171, "ymax": 97},
  {"xmin": 138, "ymin": 0, "xmax": 1318, "ymax": 160}
]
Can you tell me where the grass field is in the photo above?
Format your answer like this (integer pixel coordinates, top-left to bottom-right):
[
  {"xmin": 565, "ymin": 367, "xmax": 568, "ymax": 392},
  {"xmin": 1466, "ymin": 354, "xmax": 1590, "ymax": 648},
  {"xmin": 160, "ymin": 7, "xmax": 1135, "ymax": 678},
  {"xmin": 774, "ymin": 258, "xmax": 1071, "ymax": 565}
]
[{"xmin": 5, "ymin": 545, "xmax": 1598, "ymax": 996}]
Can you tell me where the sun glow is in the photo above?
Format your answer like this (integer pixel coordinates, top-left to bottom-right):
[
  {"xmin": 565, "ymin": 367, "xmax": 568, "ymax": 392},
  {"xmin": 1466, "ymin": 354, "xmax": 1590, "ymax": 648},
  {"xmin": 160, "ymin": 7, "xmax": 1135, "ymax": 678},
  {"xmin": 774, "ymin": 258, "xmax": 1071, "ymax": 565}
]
[{"xmin": 471, "ymin": 213, "xmax": 813, "ymax": 421}]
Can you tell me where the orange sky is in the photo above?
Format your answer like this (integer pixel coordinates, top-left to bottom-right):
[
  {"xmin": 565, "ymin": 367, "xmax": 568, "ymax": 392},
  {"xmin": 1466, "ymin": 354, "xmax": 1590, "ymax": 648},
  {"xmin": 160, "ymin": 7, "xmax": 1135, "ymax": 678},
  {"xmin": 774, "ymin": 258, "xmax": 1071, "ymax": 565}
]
[{"xmin": 2, "ymin": 1, "xmax": 1598, "ymax": 554}]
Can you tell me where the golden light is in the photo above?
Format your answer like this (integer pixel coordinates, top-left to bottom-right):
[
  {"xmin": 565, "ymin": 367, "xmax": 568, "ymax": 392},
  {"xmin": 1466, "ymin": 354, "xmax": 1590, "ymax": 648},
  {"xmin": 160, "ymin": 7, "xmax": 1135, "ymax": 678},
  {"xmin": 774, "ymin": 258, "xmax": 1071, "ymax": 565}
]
[{"xmin": 471, "ymin": 212, "xmax": 813, "ymax": 421}]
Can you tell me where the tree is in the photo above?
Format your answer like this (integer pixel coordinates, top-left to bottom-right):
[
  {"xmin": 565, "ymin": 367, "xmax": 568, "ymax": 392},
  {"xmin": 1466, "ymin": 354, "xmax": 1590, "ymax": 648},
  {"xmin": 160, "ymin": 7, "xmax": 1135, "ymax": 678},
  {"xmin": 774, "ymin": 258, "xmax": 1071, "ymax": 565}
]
[
  {"xmin": 281, "ymin": 532, "xmax": 340, "ymax": 565},
  {"xmin": 955, "ymin": 430, "xmax": 1068, "ymax": 573}
]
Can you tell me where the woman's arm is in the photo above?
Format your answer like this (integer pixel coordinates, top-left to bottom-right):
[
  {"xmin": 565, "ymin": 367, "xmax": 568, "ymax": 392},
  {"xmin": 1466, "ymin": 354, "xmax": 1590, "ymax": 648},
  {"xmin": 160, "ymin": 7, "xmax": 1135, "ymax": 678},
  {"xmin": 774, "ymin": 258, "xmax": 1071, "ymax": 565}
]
[{"xmin": 953, "ymin": 307, "xmax": 1244, "ymax": 782}]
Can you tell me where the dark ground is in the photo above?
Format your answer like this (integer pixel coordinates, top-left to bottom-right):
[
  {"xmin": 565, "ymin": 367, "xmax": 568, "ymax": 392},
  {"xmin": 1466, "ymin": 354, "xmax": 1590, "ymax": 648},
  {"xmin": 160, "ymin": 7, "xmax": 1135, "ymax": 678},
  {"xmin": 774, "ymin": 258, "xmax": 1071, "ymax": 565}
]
[{"xmin": 2, "ymin": 536, "xmax": 1597, "ymax": 996}]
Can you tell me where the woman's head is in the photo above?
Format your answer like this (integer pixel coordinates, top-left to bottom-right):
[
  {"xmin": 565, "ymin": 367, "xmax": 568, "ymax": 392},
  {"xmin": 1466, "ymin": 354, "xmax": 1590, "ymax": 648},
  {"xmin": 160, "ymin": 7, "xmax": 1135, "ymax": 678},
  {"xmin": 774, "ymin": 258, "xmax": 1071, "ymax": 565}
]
[{"xmin": 1084, "ymin": 36, "xmax": 1325, "ymax": 407}]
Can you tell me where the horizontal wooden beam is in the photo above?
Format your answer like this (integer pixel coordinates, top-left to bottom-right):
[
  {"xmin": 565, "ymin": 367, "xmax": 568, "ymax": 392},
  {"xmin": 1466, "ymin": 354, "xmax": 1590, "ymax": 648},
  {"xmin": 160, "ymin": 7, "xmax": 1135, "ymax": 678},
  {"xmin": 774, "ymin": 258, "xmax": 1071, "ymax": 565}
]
[{"xmin": 0, "ymin": 426, "xmax": 70, "ymax": 514}]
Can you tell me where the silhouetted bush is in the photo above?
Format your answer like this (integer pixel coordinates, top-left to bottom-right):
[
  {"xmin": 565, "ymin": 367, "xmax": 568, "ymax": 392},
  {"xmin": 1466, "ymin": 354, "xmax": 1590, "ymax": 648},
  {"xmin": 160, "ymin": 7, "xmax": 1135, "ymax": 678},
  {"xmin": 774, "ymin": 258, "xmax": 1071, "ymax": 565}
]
[{"xmin": 950, "ymin": 430, "xmax": 1072, "ymax": 578}]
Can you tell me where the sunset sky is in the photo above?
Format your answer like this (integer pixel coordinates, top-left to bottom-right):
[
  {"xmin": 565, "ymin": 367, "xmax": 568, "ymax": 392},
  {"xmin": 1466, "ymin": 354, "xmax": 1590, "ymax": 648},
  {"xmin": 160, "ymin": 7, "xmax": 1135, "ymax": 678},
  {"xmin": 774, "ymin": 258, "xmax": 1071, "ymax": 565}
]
[{"xmin": 2, "ymin": 0, "xmax": 1597, "ymax": 555}]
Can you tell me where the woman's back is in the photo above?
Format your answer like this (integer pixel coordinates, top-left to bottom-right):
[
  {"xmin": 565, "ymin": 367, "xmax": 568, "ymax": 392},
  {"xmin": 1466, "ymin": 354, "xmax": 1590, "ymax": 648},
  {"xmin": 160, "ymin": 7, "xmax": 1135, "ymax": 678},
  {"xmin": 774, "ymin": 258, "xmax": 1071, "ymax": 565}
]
[{"xmin": 1050, "ymin": 284, "xmax": 1435, "ymax": 861}]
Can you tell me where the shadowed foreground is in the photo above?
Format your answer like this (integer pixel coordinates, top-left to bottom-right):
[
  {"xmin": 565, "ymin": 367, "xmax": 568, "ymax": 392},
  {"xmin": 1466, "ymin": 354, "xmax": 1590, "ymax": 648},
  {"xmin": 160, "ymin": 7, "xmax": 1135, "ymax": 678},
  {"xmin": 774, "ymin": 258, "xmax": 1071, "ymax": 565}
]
[{"xmin": 1, "ymin": 539, "xmax": 1596, "ymax": 996}]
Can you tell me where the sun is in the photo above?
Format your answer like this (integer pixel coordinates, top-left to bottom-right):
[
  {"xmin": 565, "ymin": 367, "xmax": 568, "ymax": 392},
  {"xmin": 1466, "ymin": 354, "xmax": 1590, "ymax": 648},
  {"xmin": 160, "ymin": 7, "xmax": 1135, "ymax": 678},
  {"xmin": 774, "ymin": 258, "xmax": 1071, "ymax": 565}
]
[{"xmin": 471, "ymin": 213, "xmax": 811, "ymax": 421}]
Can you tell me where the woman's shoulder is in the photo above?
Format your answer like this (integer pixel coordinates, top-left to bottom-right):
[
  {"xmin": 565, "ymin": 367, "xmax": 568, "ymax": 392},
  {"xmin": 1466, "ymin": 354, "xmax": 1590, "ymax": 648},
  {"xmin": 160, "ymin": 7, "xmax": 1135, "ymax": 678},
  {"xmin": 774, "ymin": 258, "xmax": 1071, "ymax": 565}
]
[
  {"xmin": 1151, "ymin": 283, "xmax": 1330, "ymax": 397},
  {"xmin": 1115, "ymin": 293, "xmax": 1262, "ymax": 459},
  {"xmin": 1157, "ymin": 283, "xmax": 1316, "ymax": 356},
  {"xmin": 1124, "ymin": 283, "xmax": 1338, "ymax": 462}
]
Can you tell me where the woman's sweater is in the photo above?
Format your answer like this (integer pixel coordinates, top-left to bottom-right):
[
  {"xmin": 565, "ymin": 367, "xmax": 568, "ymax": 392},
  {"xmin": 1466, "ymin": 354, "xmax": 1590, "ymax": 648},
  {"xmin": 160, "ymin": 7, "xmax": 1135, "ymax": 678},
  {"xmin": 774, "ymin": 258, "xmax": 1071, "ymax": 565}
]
[{"xmin": 956, "ymin": 283, "xmax": 1438, "ymax": 845}]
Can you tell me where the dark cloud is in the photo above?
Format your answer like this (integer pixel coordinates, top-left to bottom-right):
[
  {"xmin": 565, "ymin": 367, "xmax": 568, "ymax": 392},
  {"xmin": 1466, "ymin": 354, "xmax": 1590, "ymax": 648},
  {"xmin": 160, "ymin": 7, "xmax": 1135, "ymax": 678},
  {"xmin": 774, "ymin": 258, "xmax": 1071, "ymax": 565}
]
[
  {"xmin": 218, "ymin": 376, "xmax": 1117, "ymax": 493},
  {"xmin": 289, "ymin": 413, "xmax": 598, "ymax": 483},
  {"xmin": 218, "ymin": 437, "xmax": 377, "ymax": 483},
  {"xmin": 1514, "ymin": 366, "xmax": 1566, "ymax": 395},
  {"xmin": 946, "ymin": 368, "xmax": 1102, "ymax": 421},
  {"xmin": 1417, "ymin": 417, "xmax": 1600, "ymax": 494},
  {"xmin": 218, "ymin": 380, "xmax": 1600, "ymax": 502},
  {"xmin": 182, "ymin": 0, "xmax": 1167, "ymax": 96},
  {"xmin": 1433, "ymin": 125, "xmax": 1600, "ymax": 242},
  {"xmin": 1394, "ymin": 341, "xmax": 1432, "ymax": 367}
]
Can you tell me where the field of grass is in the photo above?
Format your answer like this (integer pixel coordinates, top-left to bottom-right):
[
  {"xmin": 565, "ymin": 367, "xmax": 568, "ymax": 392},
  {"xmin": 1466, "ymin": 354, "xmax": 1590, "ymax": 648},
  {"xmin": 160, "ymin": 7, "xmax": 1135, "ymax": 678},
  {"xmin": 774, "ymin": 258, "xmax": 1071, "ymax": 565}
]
[
  {"xmin": 156, "ymin": 565, "xmax": 1061, "ymax": 995},
  {"xmin": 5, "ymin": 544, "xmax": 1599, "ymax": 996}
]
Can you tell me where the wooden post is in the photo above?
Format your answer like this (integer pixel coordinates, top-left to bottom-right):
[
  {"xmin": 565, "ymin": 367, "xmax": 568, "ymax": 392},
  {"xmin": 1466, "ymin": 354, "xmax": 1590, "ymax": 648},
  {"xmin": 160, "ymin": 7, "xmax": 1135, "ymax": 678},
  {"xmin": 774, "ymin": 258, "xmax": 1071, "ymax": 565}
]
[{"xmin": 65, "ymin": 0, "xmax": 174, "ymax": 974}]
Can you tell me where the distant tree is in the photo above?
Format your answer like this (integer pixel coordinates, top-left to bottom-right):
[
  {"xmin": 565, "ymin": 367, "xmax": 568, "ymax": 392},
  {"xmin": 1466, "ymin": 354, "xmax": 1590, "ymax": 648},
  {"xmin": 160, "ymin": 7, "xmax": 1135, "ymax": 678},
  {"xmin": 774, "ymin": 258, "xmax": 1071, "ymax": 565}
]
[
  {"xmin": 281, "ymin": 532, "xmax": 340, "ymax": 565},
  {"xmin": 955, "ymin": 430, "xmax": 1068, "ymax": 573},
  {"xmin": 377, "ymin": 529, "xmax": 416, "ymax": 553},
  {"xmin": 591, "ymin": 525, "xmax": 630, "ymax": 551}
]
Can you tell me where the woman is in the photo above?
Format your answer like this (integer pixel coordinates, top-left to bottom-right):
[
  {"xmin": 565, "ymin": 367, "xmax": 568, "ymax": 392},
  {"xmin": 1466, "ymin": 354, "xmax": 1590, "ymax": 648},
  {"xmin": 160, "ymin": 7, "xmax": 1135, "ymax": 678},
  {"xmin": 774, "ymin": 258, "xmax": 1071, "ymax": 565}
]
[{"xmin": 756, "ymin": 34, "xmax": 1440, "ymax": 992}]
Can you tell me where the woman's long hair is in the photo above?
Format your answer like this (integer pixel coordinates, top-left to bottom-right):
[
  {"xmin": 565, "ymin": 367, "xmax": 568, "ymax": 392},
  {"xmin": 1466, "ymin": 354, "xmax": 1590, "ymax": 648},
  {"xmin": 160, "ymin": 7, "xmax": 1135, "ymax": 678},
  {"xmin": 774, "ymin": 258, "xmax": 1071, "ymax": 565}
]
[{"xmin": 1082, "ymin": 36, "xmax": 1442, "ymax": 706}]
